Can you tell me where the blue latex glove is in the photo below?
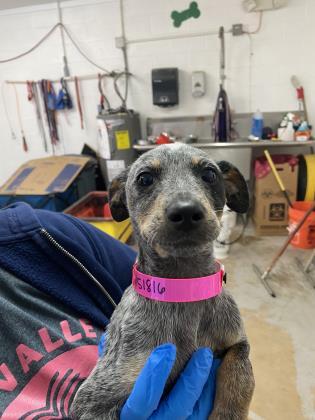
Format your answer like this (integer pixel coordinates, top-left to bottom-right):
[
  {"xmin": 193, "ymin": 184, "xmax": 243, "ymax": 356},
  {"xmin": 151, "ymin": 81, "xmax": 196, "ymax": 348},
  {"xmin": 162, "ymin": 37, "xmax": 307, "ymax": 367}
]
[{"xmin": 98, "ymin": 334, "xmax": 220, "ymax": 420}]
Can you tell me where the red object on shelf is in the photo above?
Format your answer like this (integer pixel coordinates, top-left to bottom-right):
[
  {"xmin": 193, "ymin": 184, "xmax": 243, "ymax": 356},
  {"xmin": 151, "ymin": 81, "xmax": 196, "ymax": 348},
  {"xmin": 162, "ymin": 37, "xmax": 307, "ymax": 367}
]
[{"xmin": 156, "ymin": 133, "xmax": 172, "ymax": 145}]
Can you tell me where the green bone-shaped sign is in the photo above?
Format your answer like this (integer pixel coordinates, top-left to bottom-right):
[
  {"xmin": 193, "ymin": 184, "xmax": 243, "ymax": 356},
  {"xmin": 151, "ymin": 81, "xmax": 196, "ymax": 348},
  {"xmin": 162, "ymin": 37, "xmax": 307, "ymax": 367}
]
[{"xmin": 171, "ymin": 2, "xmax": 201, "ymax": 28}]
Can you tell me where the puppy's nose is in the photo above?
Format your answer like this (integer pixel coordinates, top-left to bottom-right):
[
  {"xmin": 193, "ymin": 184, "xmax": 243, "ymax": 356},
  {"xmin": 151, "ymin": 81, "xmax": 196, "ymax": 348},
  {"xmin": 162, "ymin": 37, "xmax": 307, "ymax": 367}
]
[{"xmin": 166, "ymin": 199, "xmax": 205, "ymax": 230}]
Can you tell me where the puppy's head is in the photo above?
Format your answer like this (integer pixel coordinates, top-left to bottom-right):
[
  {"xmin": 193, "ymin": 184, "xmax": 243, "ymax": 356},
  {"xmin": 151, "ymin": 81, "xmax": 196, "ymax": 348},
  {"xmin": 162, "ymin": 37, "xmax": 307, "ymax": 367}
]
[{"xmin": 109, "ymin": 144, "xmax": 248, "ymax": 258}]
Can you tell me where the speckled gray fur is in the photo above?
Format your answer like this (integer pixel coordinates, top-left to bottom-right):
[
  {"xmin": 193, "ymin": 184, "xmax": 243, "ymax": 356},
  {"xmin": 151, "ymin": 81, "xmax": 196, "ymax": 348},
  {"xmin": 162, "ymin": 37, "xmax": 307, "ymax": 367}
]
[{"xmin": 71, "ymin": 144, "xmax": 255, "ymax": 419}]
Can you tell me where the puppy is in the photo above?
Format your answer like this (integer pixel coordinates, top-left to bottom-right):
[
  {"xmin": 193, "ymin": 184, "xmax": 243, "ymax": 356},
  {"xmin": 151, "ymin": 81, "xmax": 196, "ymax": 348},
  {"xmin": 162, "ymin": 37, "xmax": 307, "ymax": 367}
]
[{"xmin": 71, "ymin": 143, "xmax": 255, "ymax": 419}]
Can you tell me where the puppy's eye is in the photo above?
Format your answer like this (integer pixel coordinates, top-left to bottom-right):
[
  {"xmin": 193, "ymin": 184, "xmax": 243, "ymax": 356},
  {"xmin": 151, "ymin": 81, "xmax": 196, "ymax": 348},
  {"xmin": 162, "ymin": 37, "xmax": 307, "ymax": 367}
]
[
  {"xmin": 201, "ymin": 168, "xmax": 217, "ymax": 184},
  {"xmin": 137, "ymin": 172, "xmax": 154, "ymax": 187}
]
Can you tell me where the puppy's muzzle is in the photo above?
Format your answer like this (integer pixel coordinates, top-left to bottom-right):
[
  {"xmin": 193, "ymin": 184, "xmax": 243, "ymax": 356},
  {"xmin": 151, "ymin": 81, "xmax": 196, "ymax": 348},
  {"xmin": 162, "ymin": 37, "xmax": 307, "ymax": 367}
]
[{"xmin": 166, "ymin": 196, "xmax": 205, "ymax": 232}]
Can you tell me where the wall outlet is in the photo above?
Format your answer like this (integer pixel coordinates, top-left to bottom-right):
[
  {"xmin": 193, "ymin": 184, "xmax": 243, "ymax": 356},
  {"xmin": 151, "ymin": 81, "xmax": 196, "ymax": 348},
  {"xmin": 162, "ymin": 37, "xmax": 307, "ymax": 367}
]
[
  {"xmin": 192, "ymin": 71, "xmax": 206, "ymax": 97},
  {"xmin": 232, "ymin": 24, "xmax": 244, "ymax": 36}
]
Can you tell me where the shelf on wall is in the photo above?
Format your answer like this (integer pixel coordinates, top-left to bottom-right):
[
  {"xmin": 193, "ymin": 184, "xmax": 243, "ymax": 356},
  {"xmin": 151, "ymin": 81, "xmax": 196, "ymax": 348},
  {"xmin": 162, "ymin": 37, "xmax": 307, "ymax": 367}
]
[{"xmin": 134, "ymin": 140, "xmax": 315, "ymax": 151}]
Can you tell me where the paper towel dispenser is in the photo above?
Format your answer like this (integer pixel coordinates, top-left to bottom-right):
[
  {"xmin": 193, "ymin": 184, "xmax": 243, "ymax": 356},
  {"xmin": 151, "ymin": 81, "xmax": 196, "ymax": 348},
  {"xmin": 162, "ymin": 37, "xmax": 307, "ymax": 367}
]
[{"xmin": 152, "ymin": 68, "xmax": 179, "ymax": 107}]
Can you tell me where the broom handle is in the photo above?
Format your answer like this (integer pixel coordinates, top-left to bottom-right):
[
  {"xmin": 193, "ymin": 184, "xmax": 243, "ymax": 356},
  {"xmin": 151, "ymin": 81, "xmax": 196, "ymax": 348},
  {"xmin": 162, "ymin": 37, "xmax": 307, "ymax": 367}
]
[
  {"xmin": 262, "ymin": 202, "xmax": 315, "ymax": 280},
  {"xmin": 302, "ymin": 95, "xmax": 309, "ymax": 125},
  {"xmin": 264, "ymin": 150, "xmax": 293, "ymax": 208}
]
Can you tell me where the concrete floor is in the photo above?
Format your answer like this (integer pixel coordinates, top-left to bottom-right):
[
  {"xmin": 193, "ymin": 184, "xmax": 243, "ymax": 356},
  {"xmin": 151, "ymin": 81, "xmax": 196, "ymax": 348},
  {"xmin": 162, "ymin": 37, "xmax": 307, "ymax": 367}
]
[{"xmin": 224, "ymin": 226, "xmax": 315, "ymax": 420}]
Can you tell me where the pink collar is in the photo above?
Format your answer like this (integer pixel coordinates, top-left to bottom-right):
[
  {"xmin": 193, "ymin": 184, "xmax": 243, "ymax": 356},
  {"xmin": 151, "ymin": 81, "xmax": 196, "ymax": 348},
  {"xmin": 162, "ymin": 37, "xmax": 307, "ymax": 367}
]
[{"xmin": 132, "ymin": 261, "xmax": 225, "ymax": 303}]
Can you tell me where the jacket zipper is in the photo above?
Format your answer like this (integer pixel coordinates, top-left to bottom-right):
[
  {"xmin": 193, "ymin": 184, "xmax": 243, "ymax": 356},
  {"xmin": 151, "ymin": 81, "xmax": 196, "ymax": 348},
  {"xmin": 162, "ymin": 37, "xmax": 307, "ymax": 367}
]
[{"xmin": 40, "ymin": 228, "xmax": 117, "ymax": 309}]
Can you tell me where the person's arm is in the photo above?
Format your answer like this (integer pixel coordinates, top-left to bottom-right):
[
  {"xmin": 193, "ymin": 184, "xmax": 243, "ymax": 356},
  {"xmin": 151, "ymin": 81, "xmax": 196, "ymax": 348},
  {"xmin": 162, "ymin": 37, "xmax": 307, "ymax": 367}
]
[
  {"xmin": 36, "ymin": 209, "xmax": 137, "ymax": 293},
  {"xmin": 62, "ymin": 214, "xmax": 137, "ymax": 292}
]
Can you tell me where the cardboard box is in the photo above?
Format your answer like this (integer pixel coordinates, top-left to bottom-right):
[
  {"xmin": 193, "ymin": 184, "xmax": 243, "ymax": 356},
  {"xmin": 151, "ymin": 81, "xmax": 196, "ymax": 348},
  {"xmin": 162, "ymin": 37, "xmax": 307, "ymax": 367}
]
[
  {"xmin": 253, "ymin": 197, "xmax": 291, "ymax": 235},
  {"xmin": 253, "ymin": 157, "xmax": 298, "ymax": 235},
  {"xmin": 0, "ymin": 156, "xmax": 97, "ymax": 211},
  {"xmin": 0, "ymin": 156, "xmax": 91, "ymax": 195}
]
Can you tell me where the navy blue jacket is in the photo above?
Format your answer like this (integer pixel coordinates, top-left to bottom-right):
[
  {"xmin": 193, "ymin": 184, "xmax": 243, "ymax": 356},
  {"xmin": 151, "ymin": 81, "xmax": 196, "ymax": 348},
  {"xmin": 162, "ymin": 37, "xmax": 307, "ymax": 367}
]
[{"xmin": 0, "ymin": 202, "xmax": 137, "ymax": 327}]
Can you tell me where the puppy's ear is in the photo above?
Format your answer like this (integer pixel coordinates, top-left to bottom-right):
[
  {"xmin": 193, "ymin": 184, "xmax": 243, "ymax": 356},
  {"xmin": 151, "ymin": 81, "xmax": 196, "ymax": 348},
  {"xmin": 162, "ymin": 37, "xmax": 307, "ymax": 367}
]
[
  {"xmin": 108, "ymin": 168, "xmax": 129, "ymax": 221},
  {"xmin": 217, "ymin": 161, "xmax": 249, "ymax": 213}
]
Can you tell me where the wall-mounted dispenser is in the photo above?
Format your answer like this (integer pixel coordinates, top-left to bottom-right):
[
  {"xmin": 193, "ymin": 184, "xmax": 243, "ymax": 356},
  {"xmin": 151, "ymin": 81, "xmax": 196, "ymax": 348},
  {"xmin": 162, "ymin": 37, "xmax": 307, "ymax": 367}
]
[
  {"xmin": 152, "ymin": 68, "xmax": 179, "ymax": 107},
  {"xmin": 192, "ymin": 71, "xmax": 206, "ymax": 97}
]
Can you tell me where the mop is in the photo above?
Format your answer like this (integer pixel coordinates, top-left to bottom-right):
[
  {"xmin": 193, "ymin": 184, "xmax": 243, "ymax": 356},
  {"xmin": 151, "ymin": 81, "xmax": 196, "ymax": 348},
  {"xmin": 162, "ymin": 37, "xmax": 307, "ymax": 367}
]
[
  {"xmin": 253, "ymin": 202, "xmax": 315, "ymax": 297},
  {"xmin": 212, "ymin": 26, "xmax": 232, "ymax": 142},
  {"xmin": 291, "ymin": 75, "xmax": 308, "ymax": 123}
]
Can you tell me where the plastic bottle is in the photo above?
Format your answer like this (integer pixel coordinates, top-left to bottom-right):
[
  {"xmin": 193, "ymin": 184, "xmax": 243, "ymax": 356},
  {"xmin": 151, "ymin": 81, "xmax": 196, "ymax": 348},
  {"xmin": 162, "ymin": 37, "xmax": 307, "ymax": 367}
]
[
  {"xmin": 251, "ymin": 110, "xmax": 264, "ymax": 139},
  {"xmin": 279, "ymin": 121, "xmax": 295, "ymax": 141}
]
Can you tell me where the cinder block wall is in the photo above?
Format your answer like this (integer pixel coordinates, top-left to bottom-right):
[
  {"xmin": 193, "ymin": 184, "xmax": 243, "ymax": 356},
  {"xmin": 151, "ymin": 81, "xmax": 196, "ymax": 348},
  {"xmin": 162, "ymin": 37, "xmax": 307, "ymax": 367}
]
[{"xmin": 0, "ymin": 0, "xmax": 311, "ymax": 184}]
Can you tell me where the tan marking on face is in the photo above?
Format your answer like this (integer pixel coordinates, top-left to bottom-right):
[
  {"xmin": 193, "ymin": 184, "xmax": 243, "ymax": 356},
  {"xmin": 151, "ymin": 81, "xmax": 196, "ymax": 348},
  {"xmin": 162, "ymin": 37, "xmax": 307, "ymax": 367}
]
[
  {"xmin": 197, "ymin": 192, "xmax": 222, "ymax": 236},
  {"xmin": 191, "ymin": 156, "xmax": 202, "ymax": 166},
  {"xmin": 149, "ymin": 159, "xmax": 161, "ymax": 169},
  {"xmin": 154, "ymin": 243, "xmax": 169, "ymax": 258},
  {"xmin": 198, "ymin": 193, "xmax": 217, "ymax": 219},
  {"xmin": 139, "ymin": 194, "xmax": 165, "ymax": 238}
]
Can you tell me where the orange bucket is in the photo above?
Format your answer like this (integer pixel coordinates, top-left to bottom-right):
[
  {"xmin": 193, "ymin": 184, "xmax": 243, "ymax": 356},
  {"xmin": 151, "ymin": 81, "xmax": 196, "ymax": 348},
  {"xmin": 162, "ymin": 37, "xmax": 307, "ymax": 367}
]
[{"xmin": 289, "ymin": 201, "xmax": 315, "ymax": 249}]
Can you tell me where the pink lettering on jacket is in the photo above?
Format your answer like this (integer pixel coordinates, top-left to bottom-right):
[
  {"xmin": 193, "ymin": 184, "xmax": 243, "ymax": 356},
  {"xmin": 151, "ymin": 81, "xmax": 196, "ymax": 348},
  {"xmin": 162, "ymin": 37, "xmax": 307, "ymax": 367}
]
[
  {"xmin": 38, "ymin": 327, "xmax": 64, "ymax": 353},
  {"xmin": 60, "ymin": 320, "xmax": 82, "ymax": 343},
  {"xmin": 16, "ymin": 345, "xmax": 44, "ymax": 374},
  {"xmin": 2, "ymin": 345, "xmax": 98, "ymax": 418},
  {"xmin": 1, "ymin": 318, "xmax": 97, "ymax": 393},
  {"xmin": 79, "ymin": 319, "xmax": 97, "ymax": 338},
  {"xmin": 0, "ymin": 363, "xmax": 17, "ymax": 392}
]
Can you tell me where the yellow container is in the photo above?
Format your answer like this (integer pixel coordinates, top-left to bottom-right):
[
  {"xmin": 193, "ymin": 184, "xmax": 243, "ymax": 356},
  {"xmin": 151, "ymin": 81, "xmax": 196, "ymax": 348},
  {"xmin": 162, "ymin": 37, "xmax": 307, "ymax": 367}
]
[
  {"xmin": 64, "ymin": 191, "xmax": 132, "ymax": 243},
  {"xmin": 90, "ymin": 219, "xmax": 132, "ymax": 243},
  {"xmin": 304, "ymin": 155, "xmax": 315, "ymax": 201}
]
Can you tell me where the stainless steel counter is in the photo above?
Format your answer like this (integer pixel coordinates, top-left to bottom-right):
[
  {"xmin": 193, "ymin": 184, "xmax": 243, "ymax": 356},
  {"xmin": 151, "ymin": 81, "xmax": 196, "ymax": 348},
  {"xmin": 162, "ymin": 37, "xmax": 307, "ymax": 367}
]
[{"xmin": 133, "ymin": 140, "xmax": 314, "ymax": 151}]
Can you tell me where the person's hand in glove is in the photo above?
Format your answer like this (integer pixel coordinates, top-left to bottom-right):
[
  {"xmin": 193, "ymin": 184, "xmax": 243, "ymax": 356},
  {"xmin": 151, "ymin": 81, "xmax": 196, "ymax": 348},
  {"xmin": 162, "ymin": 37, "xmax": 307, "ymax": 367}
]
[{"xmin": 98, "ymin": 335, "xmax": 220, "ymax": 420}]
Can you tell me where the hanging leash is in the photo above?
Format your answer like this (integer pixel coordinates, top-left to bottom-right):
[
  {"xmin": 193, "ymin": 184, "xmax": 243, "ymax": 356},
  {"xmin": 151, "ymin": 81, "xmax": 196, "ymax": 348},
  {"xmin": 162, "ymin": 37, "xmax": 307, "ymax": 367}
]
[
  {"xmin": 27, "ymin": 80, "xmax": 33, "ymax": 101},
  {"xmin": 13, "ymin": 85, "xmax": 28, "ymax": 152},
  {"xmin": 33, "ymin": 82, "xmax": 49, "ymax": 152},
  {"xmin": 56, "ymin": 77, "xmax": 73, "ymax": 110},
  {"xmin": 40, "ymin": 80, "xmax": 59, "ymax": 146},
  {"xmin": 56, "ymin": 78, "xmax": 72, "ymax": 127},
  {"xmin": 74, "ymin": 76, "xmax": 84, "ymax": 129},
  {"xmin": 47, "ymin": 80, "xmax": 59, "ymax": 144},
  {"xmin": 27, "ymin": 81, "xmax": 48, "ymax": 152},
  {"xmin": 40, "ymin": 80, "xmax": 54, "ymax": 145},
  {"xmin": 40, "ymin": 79, "xmax": 53, "ymax": 144}
]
